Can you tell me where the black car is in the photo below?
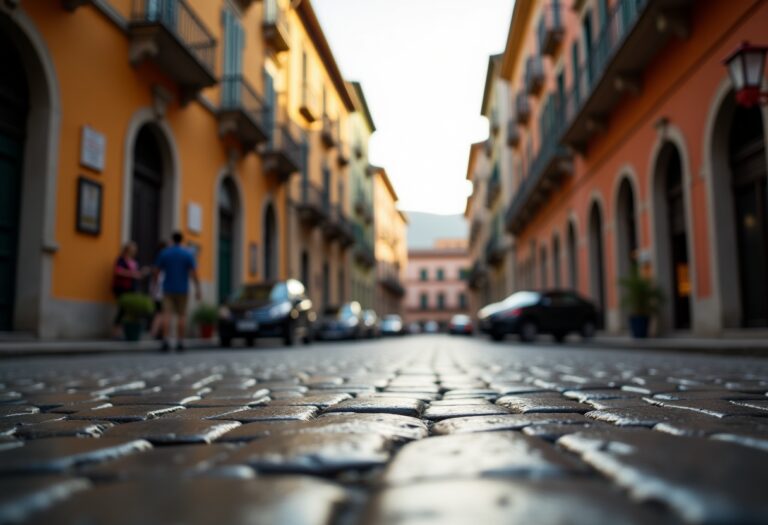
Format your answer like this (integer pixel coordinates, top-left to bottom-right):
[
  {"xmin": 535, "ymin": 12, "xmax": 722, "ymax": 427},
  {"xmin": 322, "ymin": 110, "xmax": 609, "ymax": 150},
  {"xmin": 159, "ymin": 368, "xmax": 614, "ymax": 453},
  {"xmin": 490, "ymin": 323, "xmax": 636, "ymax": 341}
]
[
  {"xmin": 315, "ymin": 302, "xmax": 363, "ymax": 340},
  {"xmin": 479, "ymin": 290, "xmax": 598, "ymax": 343},
  {"xmin": 218, "ymin": 280, "xmax": 315, "ymax": 347}
]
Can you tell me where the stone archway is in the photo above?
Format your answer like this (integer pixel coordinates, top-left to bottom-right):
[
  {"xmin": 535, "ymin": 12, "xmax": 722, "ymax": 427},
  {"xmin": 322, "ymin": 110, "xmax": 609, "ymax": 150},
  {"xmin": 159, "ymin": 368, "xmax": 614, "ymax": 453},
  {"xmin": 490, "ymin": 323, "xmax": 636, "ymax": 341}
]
[
  {"xmin": 614, "ymin": 176, "xmax": 639, "ymax": 329},
  {"xmin": 217, "ymin": 177, "xmax": 239, "ymax": 303},
  {"xmin": 588, "ymin": 201, "xmax": 606, "ymax": 328},
  {"xmin": 0, "ymin": 10, "xmax": 61, "ymax": 337}
]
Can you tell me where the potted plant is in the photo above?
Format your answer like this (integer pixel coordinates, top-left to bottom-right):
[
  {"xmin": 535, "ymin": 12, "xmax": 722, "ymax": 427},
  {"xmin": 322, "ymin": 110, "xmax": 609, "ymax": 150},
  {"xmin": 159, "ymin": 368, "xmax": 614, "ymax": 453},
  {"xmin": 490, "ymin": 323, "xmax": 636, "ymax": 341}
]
[
  {"xmin": 192, "ymin": 302, "xmax": 218, "ymax": 339},
  {"xmin": 118, "ymin": 292, "xmax": 155, "ymax": 342},
  {"xmin": 619, "ymin": 270, "xmax": 664, "ymax": 339}
]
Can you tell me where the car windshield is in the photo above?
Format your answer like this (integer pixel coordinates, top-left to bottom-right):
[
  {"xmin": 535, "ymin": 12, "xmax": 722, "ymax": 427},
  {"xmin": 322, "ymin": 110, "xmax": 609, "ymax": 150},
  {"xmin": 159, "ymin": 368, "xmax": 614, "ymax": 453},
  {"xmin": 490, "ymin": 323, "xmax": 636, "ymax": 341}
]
[
  {"xmin": 501, "ymin": 291, "xmax": 541, "ymax": 308},
  {"xmin": 383, "ymin": 315, "xmax": 401, "ymax": 322},
  {"xmin": 230, "ymin": 283, "xmax": 287, "ymax": 303},
  {"xmin": 451, "ymin": 315, "xmax": 470, "ymax": 323}
]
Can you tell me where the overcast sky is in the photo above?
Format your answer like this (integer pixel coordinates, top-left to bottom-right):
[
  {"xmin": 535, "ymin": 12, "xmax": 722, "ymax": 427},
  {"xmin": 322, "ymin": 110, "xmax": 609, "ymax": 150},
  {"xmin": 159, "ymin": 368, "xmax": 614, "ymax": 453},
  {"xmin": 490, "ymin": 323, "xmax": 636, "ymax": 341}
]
[{"xmin": 313, "ymin": 0, "xmax": 515, "ymax": 215}]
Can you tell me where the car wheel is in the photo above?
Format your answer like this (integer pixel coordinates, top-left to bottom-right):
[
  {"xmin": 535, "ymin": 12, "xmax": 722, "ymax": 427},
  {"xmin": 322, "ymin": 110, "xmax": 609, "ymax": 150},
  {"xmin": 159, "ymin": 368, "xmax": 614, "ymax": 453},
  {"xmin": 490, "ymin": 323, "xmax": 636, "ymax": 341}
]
[
  {"xmin": 553, "ymin": 332, "xmax": 566, "ymax": 344},
  {"xmin": 245, "ymin": 338, "xmax": 255, "ymax": 347},
  {"xmin": 490, "ymin": 326, "xmax": 505, "ymax": 341},
  {"xmin": 283, "ymin": 323, "xmax": 296, "ymax": 347},
  {"xmin": 220, "ymin": 337, "xmax": 232, "ymax": 348},
  {"xmin": 580, "ymin": 320, "xmax": 596, "ymax": 340},
  {"xmin": 519, "ymin": 320, "xmax": 538, "ymax": 343}
]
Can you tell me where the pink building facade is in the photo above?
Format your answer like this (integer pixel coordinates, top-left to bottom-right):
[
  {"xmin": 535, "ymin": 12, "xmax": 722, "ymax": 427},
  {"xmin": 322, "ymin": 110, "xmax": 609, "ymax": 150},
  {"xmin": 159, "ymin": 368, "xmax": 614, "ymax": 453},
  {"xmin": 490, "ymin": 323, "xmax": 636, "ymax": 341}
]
[{"xmin": 405, "ymin": 240, "xmax": 470, "ymax": 330}]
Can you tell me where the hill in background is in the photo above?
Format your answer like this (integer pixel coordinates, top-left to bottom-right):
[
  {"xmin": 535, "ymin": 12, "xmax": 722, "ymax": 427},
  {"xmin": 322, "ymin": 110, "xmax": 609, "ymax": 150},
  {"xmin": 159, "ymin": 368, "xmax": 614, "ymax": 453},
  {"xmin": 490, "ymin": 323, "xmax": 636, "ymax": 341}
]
[{"xmin": 405, "ymin": 212, "xmax": 467, "ymax": 249}]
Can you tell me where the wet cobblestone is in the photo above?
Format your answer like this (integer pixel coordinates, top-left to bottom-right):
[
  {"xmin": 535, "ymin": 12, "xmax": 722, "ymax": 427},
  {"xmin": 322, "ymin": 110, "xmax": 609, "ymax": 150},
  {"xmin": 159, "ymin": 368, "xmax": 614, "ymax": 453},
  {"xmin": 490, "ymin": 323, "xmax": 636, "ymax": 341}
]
[{"xmin": 0, "ymin": 336, "xmax": 767, "ymax": 523}]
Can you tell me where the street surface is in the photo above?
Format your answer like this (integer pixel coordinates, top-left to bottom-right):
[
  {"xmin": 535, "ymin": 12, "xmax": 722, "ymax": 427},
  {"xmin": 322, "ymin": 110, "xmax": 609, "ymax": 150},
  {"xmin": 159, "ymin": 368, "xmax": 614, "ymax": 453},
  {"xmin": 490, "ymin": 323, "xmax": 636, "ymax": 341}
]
[{"xmin": 0, "ymin": 335, "xmax": 767, "ymax": 524}]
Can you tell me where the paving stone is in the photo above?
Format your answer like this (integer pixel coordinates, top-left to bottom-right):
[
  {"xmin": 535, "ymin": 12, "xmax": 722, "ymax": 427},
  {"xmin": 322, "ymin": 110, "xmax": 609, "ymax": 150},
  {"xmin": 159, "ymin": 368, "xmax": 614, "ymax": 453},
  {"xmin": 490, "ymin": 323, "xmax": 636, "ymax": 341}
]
[
  {"xmin": 710, "ymin": 432, "xmax": 768, "ymax": 452},
  {"xmin": 102, "ymin": 419, "xmax": 241, "ymax": 444},
  {"xmin": 559, "ymin": 428, "xmax": 768, "ymax": 523},
  {"xmin": 584, "ymin": 406, "xmax": 694, "ymax": 427},
  {"xmin": 650, "ymin": 390, "xmax": 764, "ymax": 401},
  {"xmin": 0, "ymin": 405, "xmax": 39, "ymax": 418},
  {"xmin": 254, "ymin": 381, "xmax": 308, "ymax": 393},
  {"xmin": 731, "ymin": 399, "xmax": 768, "ymax": 412},
  {"xmin": 723, "ymin": 380, "xmax": 768, "ymax": 393},
  {"xmin": 22, "ymin": 393, "xmax": 105, "ymax": 410},
  {"xmin": 49, "ymin": 400, "xmax": 114, "ymax": 413},
  {"xmin": 366, "ymin": 392, "xmax": 440, "ymax": 401},
  {"xmin": 584, "ymin": 398, "xmax": 654, "ymax": 410},
  {"xmin": 0, "ymin": 437, "xmax": 152, "ymax": 474},
  {"xmin": 202, "ymin": 388, "xmax": 270, "ymax": 400},
  {"xmin": 25, "ymin": 477, "xmax": 348, "ymax": 525},
  {"xmin": 432, "ymin": 414, "xmax": 589, "ymax": 435},
  {"xmin": 270, "ymin": 394, "xmax": 356, "ymax": 409},
  {"xmin": 521, "ymin": 423, "xmax": 606, "ymax": 442},
  {"xmin": 158, "ymin": 406, "xmax": 250, "ymax": 420},
  {"xmin": 217, "ymin": 421, "xmax": 303, "ymax": 442},
  {"xmin": 365, "ymin": 479, "xmax": 675, "ymax": 525},
  {"xmin": 323, "ymin": 397, "xmax": 424, "ymax": 417},
  {"xmin": 185, "ymin": 397, "xmax": 270, "ymax": 408},
  {"xmin": 68, "ymin": 404, "xmax": 184, "ymax": 422},
  {"xmin": 226, "ymin": 432, "xmax": 390, "ymax": 473},
  {"xmin": 0, "ymin": 476, "xmax": 91, "ymax": 524},
  {"xmin": 563, "ymin": 389, "xmax": 642, "ymax": 402},
  {"xmin": 80, "ymin": 443, "xmax": 237, "ymax": 481},
  {"xmin": 0, "ymin": 413, "xmax": 67, "ymax": 434},
  {"xmin": 649, "ymin": 398, "xmax": 768, "ymax": 418},
  {"xmin": 213, "ymin": 405, "xmax": 318, "ymax": 422},
  {"xmin": 422, "ymin": 403, "xmax": 509, "ymax": 421},
  {"xmin": 14, "ymin": 420, "xmax": 113, "ymax": 439},
  {"xmin": 429, "ymin": 398, "xmax": 496, "ymax": 406},
  {"xmin": 384, "ymin": 432, "xmax": 587, "ymax": 484},
  {"xmin": 496, "ymin": 393, "xmax": 590, "ymax": 414},
  {"xmin": 384, "ymin": 385, "xmax": 441, "ymax": 395},
  {"xmin": 105, "ymin": 393, "xmax": 202, "ymax": 406},
  {"xmin": 490, "ymin": 383, "xmax": 552, "ymax": 395}
]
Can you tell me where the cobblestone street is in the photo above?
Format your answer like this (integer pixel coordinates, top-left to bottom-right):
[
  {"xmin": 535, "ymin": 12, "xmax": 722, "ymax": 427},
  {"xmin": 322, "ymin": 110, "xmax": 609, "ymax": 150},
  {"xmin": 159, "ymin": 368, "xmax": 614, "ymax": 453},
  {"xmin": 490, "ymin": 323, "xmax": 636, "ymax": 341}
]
[{"xmin": 0, "ymin": 335, "xmax": 767, "ymax": 524}]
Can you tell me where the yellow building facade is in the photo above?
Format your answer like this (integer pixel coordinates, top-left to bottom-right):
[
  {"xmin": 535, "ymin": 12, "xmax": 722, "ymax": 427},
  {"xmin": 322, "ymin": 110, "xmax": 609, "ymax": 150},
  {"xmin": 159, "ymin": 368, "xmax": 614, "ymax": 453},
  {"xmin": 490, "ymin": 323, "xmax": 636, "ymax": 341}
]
[
  {"xmin": 372, "ymin": 167, "xmax": 408, "ymax": 316},
  {"xmin": 0, "ymin": 0, "xmax": 373, "ymax": 338}
]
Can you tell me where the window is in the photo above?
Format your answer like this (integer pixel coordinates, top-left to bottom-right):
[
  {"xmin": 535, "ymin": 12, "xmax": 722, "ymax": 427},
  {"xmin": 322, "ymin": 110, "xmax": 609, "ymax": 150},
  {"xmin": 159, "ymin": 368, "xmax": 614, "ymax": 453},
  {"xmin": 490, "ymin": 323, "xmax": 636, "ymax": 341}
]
[
  {"xmin": 420, "ymin": 293, "xmax": 428, "ymax": 310},
  {"xmin": 459, "ymin": 268, "xmax": 470, "ymax": 280},
  {"xmin": 436, "ymin": 268, "xmax": 445, "ymax": 281},
  {"xmin": 419, "ymin": 268, "xmax": 428, "ymax": 281},
  {"xmin": 459, "ymin": 293, "xmax": 467, "ymax": 310},
  {"xmin": 437, "ymin": 293, "xmax": 445, "ymax": 310}
]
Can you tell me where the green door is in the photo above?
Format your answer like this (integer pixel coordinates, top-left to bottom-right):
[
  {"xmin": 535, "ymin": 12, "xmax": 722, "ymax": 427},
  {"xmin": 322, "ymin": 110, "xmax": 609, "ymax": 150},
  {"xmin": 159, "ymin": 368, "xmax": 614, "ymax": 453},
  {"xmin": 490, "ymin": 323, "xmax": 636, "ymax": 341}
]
[
  {"xmin": 218, "ymin": 233, "xmax": 233, "ymax": 304},
  {"xmin": 0, "ymin": 135, "xmax": 22, "ymax": 330}
]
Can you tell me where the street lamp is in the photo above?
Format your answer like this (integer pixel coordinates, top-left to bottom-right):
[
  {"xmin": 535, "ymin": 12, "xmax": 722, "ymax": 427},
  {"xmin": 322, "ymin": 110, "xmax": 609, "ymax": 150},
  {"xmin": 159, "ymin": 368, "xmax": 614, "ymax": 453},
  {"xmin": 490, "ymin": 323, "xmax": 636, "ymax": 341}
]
[{"xmin": 724, "ymin": 41, "xmax": 768, "ymax": 107}]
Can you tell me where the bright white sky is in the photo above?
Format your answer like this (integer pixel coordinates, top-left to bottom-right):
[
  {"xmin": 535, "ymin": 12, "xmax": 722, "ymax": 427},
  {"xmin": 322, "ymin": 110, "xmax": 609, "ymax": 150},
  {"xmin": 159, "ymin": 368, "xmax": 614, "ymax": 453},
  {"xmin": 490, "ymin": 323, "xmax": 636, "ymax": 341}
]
[{"xmin": 313, "ymin": 0, "xmax": 515, "ymax": 215}]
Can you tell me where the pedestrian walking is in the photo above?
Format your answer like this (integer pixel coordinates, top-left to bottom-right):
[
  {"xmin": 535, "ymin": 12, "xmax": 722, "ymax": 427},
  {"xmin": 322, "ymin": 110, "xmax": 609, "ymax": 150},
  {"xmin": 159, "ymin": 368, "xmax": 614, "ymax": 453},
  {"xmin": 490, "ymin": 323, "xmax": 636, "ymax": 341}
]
[
  {"xmin": 149, "ymin": 241, "xmax": 168, "ymax": 341},
  {"xmin": 111, "ymin": 241, "xmax": 143, "ymax": 338},
  {"xmin": 153, "ymin": 231, "xmax": 201, "ymax": 352}
]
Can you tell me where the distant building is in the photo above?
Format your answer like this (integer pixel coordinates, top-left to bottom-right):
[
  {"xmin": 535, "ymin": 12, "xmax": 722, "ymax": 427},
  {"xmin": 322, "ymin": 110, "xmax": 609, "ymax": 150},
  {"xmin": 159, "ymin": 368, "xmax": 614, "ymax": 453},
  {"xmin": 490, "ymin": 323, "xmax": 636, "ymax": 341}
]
[
  {"xmin": 405, "ymin": 240, "xmax": 470, "ymax": 330},
  {"xmin": 373, "ymin": 167, "xmax": 408, "ymax": 316}
]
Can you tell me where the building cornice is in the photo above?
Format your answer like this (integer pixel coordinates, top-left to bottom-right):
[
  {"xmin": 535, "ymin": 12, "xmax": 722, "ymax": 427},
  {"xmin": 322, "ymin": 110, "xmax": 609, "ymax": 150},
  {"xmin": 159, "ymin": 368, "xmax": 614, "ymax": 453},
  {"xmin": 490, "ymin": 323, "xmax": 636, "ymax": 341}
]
[{"xmin": 500, "ymin": 0, "xmax": 534, "ymax": 81}]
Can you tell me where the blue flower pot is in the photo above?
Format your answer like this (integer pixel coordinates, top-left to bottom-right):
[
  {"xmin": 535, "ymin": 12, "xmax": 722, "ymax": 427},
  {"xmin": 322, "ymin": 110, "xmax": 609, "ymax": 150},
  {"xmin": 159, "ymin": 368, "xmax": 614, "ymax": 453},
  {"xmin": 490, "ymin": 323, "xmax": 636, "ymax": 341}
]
[{"xmin": 628, "ymin": 315, "xmax": 650, "ymax": 339}]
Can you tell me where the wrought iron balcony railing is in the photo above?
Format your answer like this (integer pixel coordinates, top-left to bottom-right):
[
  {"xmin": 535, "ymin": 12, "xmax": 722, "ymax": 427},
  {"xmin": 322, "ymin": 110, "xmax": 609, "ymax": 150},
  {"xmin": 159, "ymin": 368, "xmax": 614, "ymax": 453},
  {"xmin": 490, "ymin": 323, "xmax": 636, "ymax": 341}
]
[
  {"xmin": 297, "ymin": 179, "xmax": 328, "ymax": 226},
  {"xmin": 218, "ymin": 75, "xmax": 269, "ymax": 149},
  {"xmin": 263, "ymin": 0, "xmax": 290, "ymax": 53},
  {"xmin": 538, "ymin": 0, "xmax": 565, "ymax": 57}
]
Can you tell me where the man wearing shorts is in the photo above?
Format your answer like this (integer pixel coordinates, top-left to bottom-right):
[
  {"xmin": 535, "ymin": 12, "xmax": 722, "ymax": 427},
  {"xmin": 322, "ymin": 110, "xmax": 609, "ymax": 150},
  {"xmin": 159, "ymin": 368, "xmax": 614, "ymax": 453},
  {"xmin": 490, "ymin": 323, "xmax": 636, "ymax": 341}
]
[{"xmin": 154, "ymin": 231, "xmax": 201, "ymax": 351}]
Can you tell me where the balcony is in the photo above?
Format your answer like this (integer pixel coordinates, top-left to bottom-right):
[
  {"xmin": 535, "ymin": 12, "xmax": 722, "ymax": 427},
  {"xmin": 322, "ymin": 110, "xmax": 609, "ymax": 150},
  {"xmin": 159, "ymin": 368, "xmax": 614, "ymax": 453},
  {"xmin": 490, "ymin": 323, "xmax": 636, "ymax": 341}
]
[
  {"xmin": 218, "ymin": 75, "xmax": 269, "ymax": 150},
  {"xmin": 562, "ymin": 0, "xmax": 693, "ymax": 152},
  {"xmin": 354, "ymin": 191, "xmax": 373, "ymax": 224},
  {"xmin": 379, "ymin": 267, "xmax": 405, "ymax": 297},
  {"xmin": 296, "ymin": 180, "xmax": 328, "ymax": 226},
  {"xmin": 263, "ymin": 0, "xmax": 290, "ymax": 53},
  {"xmin": 516, "ymin": 93, "xmax": 531, "ymax": 125},
  {"xmin": 489, "ymin": 109, "xmax": 500, "ymax": 136},
  {"xmin": 322, "ymin": 204, "xmax": 354, "ymax": 246},
  {"xmin": 538, "ymin": 0, "xmax": 565, "ymax": 57},
  {"xmin": 507, "ymin": 119, "xmax": 520, "ymax": 148},
  {"xmin": 485, "ymin": 235, "xmax": 506, "ymax": 266},
  {"xmin": 260, "ymin": 119, "xmax": 302, "ymax": 182},
  {"xmin": 505, "ymin": 116, "xmax": 573, "ymax": 234},
  {"xmin": 525, "ymin": 55, "xmax": 545, "ymax": 96},
  {"xmin": 128, "ymin": 0, "xmax": 217, "ymax": 98},
  {"xmin": 486, "ymin": 170, "xmax": 501, "ymax": 209},
  {"xmin": 337, "ymin": 140, "xmax": 350, "ymax": 167},
  {"xmin": 321, "ymin": 115, "xmax": 337, "ymax": 149},
  {"xmin": 467, "ymin": 260, "xmax": 488, "ymax": 290},
  {"xmin": 299, "ymin": 83, "xmax": 320, "ymax": 123},
  {"xmin": 353, "ymin": 223, "xmax": 375, "ymax": 268}
]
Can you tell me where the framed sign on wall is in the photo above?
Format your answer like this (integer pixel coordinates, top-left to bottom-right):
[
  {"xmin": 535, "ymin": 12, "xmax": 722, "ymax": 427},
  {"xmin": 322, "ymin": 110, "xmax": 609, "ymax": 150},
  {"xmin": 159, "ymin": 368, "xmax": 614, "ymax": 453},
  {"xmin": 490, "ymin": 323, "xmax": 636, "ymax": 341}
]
[{"xmin": 76, "ymin": 176, "xmax": 102, "ymax": 235}]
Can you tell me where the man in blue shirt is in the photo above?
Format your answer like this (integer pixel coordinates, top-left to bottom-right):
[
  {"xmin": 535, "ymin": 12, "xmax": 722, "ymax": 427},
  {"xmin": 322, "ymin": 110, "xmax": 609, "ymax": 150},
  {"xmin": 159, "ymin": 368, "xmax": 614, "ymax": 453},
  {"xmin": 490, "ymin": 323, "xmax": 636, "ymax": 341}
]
[{"xmin": 153, "ymin": 231, "xmax": 201, "ymax": 351}]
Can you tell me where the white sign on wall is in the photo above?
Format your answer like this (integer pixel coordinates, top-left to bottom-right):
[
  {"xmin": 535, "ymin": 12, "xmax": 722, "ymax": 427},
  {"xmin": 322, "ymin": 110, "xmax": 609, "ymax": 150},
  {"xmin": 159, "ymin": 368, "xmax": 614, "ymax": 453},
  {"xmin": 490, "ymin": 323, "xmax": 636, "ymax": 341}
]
[
  {"xmin": 187, "ymin": 202, "xmax": 202, "ymax": 234},
  {"xmin": 80, "ymin": 125, "xmax": 106, "ymax": 172}
]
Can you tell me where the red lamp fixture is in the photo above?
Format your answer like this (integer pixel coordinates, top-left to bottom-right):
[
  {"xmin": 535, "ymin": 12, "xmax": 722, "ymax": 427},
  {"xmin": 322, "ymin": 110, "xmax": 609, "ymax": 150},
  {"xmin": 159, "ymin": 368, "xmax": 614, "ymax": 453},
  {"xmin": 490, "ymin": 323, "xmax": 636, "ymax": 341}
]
[{"xmin": 724, "ymin": 41, "xmax": 768, "ymax": 107}]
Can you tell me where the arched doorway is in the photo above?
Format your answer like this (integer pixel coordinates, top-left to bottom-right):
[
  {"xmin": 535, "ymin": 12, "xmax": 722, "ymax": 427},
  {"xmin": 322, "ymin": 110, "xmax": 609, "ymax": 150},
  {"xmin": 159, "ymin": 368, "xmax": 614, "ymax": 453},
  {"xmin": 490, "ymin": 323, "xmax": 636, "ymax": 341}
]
[
  {"xmin": 588, "ymin": 202, "xmax": 606, "ymax": 328},
  {"xmin": 566, "ymin": 221, "xmax": 578, "ymax": 291},
  {"xmin": 263, "ymin": 203, "xmax": 277, "ymax": 281},
  {"xmin": 217, "ymin": 178, "xmax": 238, "ymax": 303},
  {"xmin": 552, "ymin": 233, "xmax": 561, "ymax": 289},
  {"xmin": 616, "ymin": 178, "xmax": 638, "ymax": 281},
  {"xmin": 0, "ymin": 30, "xmax": 29, "ymax": 330},
  {"xmin": 652, "ymin": 142, "xmax": 691, "ymax": 330},
  {"xmin": 729, "ymin": 106, "xmax": 767, "ymax": 327},
  {"xmin": 131, "ymin": 126, "xmax": 164, "ymax": 270}
]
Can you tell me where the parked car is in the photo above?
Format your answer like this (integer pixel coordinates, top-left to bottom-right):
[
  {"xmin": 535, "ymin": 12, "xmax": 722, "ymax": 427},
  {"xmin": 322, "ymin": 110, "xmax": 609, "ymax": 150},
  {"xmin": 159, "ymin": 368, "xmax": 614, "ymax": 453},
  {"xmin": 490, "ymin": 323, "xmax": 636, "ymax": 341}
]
[
  {"xmin": 407, "ymin": 322, "xmax": 422, "ymax": 335},
  {"xmin": 448, "ymin": 314, "xmax": 474, "ymax": 335},
  {"xmin": 361, "ymin": 309, "xmax": 381, "ymax": 338},
  {"xmin": 218, "ymin": 280, "xmax": 315, "ymax": 347},
  {"xmin": 381, "ymin": 314, "xmax": 405, "ymax": 336},
  {"xmin": 423, "ymin": 320, "xmax": 440, "ymax": 333},
  {"xmin": 479, "ymin": 290, "xmax": 599, "ymax": 343},
  {"xmin": 315, "ymin": 302, "xmax": 363, "ymax": 340}
]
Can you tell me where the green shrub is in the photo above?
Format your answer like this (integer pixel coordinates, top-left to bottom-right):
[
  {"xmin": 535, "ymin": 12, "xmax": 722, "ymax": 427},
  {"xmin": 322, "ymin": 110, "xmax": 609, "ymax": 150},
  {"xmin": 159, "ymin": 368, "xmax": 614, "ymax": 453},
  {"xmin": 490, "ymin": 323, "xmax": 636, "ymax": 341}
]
[
  {"xmin": 118, "ymin": 293, "xmax": 155, "ymax": 323},
  {"xmin": 619, "ymin": 270, "xmax": 664, "ymax": 317},
  {"xmin": 192, "ymin": 303, "xmax": 218, "ymax": 325}
]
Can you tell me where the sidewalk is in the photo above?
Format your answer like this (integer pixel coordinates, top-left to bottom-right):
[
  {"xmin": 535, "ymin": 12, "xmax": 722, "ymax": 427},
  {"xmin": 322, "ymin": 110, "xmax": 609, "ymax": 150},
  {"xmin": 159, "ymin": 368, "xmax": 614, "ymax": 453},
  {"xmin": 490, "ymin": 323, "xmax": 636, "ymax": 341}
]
[
  {"xmin": 558, "ymin": 333, "xmax": 768, "ymax": 357},
  {"xmin": 0, "ymin": 338, "xmax": 219, "ymax": 357}
]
